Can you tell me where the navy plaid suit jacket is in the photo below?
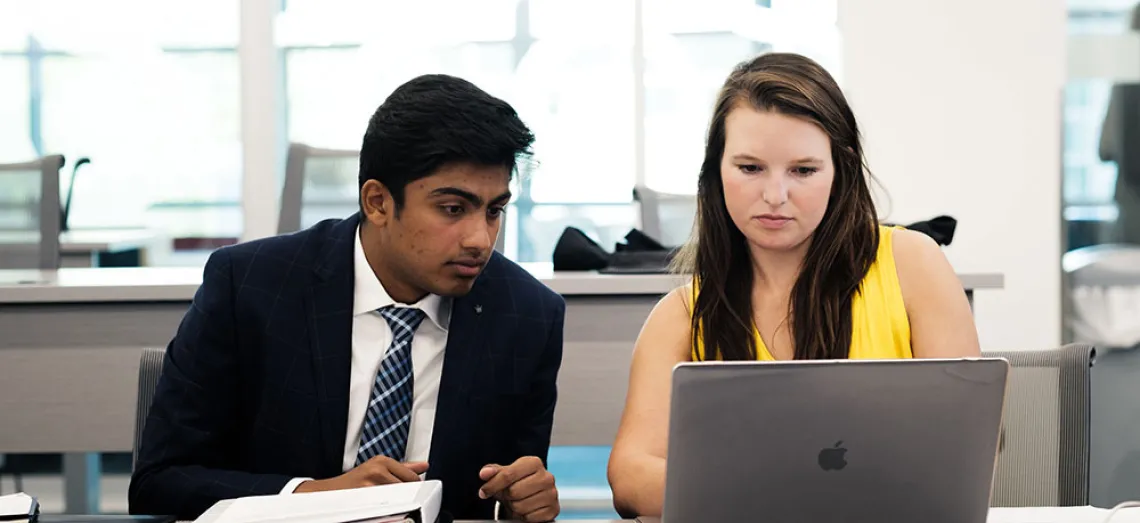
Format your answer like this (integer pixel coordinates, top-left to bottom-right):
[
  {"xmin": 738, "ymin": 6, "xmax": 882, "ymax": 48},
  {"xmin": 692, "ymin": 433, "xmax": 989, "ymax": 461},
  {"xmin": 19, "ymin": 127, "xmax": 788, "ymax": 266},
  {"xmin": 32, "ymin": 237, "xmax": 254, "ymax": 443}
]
[{"xmin": 128, "ymin": 214, "xmax": 566, "ymax": 521}]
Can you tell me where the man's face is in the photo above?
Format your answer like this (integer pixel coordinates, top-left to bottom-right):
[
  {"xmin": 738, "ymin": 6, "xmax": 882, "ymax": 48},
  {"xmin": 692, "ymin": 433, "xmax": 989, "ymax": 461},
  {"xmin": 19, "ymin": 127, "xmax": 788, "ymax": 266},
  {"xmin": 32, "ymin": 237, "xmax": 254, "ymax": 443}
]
[{"xmin": 361, "ymin": 162, "xmax": 510, "ymax": 302}]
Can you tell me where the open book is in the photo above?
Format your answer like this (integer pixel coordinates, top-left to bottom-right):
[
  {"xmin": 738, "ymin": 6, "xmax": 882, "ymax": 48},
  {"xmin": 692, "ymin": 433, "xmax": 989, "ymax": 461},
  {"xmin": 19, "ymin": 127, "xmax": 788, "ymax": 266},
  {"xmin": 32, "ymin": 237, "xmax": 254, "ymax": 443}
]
[{"xmin": 193, "ymin": 481, "xmax": 442, "ymax": 523}]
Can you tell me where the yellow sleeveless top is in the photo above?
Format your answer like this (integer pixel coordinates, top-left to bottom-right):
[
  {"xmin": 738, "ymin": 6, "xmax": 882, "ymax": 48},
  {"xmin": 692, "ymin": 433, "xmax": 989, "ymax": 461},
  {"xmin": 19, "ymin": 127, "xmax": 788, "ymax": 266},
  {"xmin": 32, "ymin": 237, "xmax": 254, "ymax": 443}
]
[{"xmin": 691, "ymin": 225, "xmax": 912, "ymax": 361}]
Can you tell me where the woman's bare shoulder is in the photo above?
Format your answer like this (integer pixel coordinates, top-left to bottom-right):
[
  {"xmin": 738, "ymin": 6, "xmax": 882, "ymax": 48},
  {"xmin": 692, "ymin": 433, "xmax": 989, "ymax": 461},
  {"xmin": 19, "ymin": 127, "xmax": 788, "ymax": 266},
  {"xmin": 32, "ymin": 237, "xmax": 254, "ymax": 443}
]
[{"xmin": 635, "ymin": 284, "xmax": 694, "ymax": 360}]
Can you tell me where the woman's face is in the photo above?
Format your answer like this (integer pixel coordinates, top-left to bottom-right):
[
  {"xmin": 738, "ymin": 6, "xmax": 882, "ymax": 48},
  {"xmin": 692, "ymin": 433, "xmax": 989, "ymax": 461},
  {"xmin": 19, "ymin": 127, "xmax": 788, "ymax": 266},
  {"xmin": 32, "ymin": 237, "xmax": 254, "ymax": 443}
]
[{"xmin": 720, "ymin": 104, "xmax": 835, "ymax": 254}]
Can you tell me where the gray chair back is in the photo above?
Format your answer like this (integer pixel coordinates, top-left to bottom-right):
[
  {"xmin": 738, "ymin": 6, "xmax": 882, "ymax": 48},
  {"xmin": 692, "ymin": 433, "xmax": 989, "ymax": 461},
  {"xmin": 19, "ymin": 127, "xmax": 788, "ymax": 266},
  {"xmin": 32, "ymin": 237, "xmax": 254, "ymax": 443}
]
[
  {"xmin": 278, "ymin": 143, "xmax": 361, "ymax": 235},
  {"xmin": 632, "ymin": 184, "xmax": 696, "ymax": 248},
  {"xmin": 986, "ymin": 344, "xmax": 1094, "ymax": 507},
  {"xmin": 133, "ymin": 348, "xmax": 166, "ymax": 470},
  {"xmin": 279, "ymin": 142, "xmax": 508, "ymax": 252},
  {"xmin": 0, "ymin": 155, "xmax": 63, "ymax": 269}
]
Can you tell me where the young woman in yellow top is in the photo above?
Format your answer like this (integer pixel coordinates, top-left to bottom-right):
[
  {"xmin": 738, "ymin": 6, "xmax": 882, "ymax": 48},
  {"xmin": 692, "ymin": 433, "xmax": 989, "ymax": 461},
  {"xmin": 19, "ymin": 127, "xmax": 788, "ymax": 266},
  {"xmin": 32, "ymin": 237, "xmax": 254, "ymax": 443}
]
[{"xmin": 607, "ymin": 52, "xmax": 982, "ymax": 517}]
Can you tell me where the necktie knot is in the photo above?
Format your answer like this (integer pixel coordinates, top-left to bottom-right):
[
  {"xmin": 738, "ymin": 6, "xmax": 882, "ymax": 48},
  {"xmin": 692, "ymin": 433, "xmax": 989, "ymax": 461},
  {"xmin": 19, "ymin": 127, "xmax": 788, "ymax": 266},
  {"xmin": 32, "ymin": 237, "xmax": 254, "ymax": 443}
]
[{"xmin": 378, "ymin": 306, "xmax": 426, "ymax": 337}]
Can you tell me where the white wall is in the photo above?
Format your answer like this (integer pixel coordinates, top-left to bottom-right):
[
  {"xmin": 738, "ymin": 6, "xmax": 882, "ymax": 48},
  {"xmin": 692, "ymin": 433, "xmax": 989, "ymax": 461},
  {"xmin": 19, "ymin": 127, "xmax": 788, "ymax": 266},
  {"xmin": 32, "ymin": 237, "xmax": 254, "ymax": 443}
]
[{"xmin": 839, "ymin": 0, "xmax": 1067, "ymax": 350}]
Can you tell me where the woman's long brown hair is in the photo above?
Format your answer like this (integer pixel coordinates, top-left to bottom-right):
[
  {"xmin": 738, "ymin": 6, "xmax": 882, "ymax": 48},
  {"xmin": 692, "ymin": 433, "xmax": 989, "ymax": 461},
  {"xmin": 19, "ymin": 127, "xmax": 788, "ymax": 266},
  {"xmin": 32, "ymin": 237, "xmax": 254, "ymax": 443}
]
[{"xmin": 674, "ymin": 52, "xmax": 880, "ymax": 361}]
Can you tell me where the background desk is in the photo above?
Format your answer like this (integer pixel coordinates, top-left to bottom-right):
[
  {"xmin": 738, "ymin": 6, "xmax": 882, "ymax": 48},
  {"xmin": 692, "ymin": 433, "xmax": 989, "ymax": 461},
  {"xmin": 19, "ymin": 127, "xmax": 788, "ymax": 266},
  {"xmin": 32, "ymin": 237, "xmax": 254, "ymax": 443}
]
[
  {"xmin": 59, "ymin": 229, "xmax": 170, "ymax": 268},
  {"xmin": 0, "ymin": 229, "xmax": 170, "ymax": 268},
  {"xmin": 0, "ymin": 265, "xmax": 1003, "ymax": 514}
]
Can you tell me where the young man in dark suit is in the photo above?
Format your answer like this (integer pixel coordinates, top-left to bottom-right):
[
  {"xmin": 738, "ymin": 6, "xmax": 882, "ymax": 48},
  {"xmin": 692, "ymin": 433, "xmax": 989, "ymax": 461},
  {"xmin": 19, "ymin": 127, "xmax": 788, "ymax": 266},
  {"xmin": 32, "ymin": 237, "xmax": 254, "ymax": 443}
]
[{"xmin": 129, "ymin": 75, "xmax": 564, "ymax": 522}]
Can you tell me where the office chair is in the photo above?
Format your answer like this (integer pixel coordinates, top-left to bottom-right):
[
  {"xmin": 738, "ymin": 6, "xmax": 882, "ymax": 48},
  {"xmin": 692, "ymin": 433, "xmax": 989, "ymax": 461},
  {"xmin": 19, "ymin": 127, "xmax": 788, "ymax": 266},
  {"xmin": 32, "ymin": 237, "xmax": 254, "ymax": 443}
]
[
  {"xmin": 0, "ymin": 155, "xmax": 63, "ymax": 269},
  {"xmin": 133, "ymin": 348, "xmax": 166, "ymax": 471},
  {"xmin": 0, "ymin": 155, "xmax": 63, "ymax": 495},
  {"xmin": 987, "ymin": 343, "xmax": 1140, "ymax": 508},
  {"xmin": 632, "ymin": 184, "xmax": 696, "ymax": 248},
  {"xmin": 987, "ymin": 344, "xmax": 1093, "ymax": 507},
  {"xmin": 60, "ymin": 157, "xmax": 91, "ymax": 232},
  {"xmin": 1061, "ymin": 247, "xmax": 1140, "ymax": 507}
]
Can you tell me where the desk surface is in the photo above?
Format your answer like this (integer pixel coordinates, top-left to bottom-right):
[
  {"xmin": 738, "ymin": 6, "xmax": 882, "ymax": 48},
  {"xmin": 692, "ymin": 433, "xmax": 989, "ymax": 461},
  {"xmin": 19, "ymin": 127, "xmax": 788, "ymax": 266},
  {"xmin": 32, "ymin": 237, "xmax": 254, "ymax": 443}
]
[{"xmin": 0, "ymin": 264, "xmax": 1004, "ymax": 304}]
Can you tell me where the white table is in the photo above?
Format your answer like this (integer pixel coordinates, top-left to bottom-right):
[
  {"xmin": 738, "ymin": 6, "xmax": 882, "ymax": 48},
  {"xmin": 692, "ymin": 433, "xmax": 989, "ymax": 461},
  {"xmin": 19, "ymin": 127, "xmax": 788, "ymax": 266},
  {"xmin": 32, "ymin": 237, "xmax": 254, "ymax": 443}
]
[
  {"xmin": 0, "ymin": 265, "xmax": 1003, "ymax": 514},
  {"xmin": 0, "ymin": 263, "xmax": 1003, "ymax": 305}
]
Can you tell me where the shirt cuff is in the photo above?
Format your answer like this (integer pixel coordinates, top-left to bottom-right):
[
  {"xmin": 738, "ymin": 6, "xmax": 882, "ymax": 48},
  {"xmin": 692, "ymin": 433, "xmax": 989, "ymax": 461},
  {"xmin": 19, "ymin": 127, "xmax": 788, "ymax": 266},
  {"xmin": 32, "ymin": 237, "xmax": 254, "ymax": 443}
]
[{"xmin": 280, "ymin": 477, "xmax": 313, "ymax": 494}]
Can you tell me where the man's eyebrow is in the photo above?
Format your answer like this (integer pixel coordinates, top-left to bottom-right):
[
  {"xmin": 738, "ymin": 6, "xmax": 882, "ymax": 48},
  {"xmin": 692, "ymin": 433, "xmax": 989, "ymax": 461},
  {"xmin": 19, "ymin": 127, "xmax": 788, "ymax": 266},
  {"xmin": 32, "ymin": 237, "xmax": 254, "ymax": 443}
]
[
  {"xmin": 429, "ymin": 187, "xmax": 483, "ymax": 207},
  {"xmin": 489, "ymin": 191, "xmax": 512, "ymax": 205}
]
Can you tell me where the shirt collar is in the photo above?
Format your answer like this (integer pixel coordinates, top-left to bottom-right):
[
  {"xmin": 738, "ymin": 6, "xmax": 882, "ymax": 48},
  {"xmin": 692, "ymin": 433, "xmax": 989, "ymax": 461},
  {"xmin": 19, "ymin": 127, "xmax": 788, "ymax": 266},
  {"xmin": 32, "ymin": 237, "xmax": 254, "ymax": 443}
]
[{"xmin": 353, "ymin": 225, "xmax": 451, "ymax": 332}]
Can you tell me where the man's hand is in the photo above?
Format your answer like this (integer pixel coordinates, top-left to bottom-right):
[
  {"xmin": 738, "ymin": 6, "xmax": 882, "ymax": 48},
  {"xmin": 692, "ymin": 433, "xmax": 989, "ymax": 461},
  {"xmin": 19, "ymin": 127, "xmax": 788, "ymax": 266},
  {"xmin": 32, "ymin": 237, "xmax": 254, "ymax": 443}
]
[
  {"xmin": 294, "ymin": 457, "xmax": 429, "ymax": 493},
  {"xmin": 478, "ymin": 456, "xmax": 559, "ymax": 522}
]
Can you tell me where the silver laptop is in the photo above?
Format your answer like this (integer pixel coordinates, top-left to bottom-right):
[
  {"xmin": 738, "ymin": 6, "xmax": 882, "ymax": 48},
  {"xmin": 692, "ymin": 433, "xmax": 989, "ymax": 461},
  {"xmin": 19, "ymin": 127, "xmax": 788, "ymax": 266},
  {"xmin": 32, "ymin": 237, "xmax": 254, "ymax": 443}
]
[{"xmin": 662, "ymin": 358, "xmax": 1009, "ymax": 523}]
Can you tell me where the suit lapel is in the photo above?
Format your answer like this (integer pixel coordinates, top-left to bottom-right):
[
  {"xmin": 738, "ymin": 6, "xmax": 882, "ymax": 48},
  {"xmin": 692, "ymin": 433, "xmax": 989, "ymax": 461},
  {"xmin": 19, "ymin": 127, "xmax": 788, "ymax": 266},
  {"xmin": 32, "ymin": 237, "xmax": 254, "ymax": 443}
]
[
  {"xmin": 427, "ymin": 265, "xmax": 495, "ymax": 472},
  {"xmin": 306, "ymin": 215, "xmax": 360, "ymax": 477}
]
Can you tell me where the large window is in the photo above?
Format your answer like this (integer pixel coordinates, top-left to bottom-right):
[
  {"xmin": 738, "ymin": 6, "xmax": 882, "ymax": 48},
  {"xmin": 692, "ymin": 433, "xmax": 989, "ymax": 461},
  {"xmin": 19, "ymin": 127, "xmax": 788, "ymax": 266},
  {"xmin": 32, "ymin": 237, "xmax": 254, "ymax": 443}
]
[
  {"xmin": 0, "ymin": 1, "xmax": 241, "ymax": 248},
  {"xmin": 1064, "ymin": 0, "xmax": 1139, "ymax": 249},
  {"xmin": 0, "ymin": 0, "xmax": 840, "ymax": 263},
  {"xmin": 1064, "ymin": 5, "xmax": 1129, "ymax": 207},
  {"xmin": 643, "ymin": 0, "xmax": 839, "ymax": 194},
  {"xmin": 280, "ymin": 0, "xmax": 839, "ymax": 262},
  {"xmin": 281, "ymin": 0, "xmax": 521, "ymax": 149},
  {"xmin": 279, "ymin": 0, "xmax": 637, "ymax": 262},
  {"xmin": 0, "ymin": 56, "xmax": 32, "ymax": 162}
]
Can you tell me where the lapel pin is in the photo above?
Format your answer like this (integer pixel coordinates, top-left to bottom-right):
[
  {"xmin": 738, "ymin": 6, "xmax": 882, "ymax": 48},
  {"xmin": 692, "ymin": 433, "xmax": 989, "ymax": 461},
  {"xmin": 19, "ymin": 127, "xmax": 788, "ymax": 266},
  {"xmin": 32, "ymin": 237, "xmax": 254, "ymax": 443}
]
[{"xmin": 474, "ymin": 304, "xmax": 483, "ymax": 314}]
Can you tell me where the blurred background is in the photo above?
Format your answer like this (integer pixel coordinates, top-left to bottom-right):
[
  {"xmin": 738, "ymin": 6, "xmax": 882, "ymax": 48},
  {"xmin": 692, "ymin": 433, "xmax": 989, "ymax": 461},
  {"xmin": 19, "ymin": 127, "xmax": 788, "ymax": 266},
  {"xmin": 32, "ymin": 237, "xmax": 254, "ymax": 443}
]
[{"xmin": 0, "ymin": 0, "xmax": 841, "ymax": 264}]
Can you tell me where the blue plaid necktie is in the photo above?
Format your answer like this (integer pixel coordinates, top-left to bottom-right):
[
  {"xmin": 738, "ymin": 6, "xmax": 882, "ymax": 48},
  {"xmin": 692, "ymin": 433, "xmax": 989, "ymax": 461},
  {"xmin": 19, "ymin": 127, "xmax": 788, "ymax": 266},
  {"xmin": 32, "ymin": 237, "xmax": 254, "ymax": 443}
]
[{"xmin": 355, "ymin": 306, "xmax": 426, "ymax": 466}]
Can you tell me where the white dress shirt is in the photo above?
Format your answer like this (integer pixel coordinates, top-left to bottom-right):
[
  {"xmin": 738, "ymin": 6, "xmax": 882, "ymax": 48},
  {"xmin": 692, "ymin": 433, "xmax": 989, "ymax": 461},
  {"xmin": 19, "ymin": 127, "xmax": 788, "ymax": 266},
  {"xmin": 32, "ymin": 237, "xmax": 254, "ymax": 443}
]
[{"xmin": 282, "ymin": 225, "xmax": 451, "ymax": 493}]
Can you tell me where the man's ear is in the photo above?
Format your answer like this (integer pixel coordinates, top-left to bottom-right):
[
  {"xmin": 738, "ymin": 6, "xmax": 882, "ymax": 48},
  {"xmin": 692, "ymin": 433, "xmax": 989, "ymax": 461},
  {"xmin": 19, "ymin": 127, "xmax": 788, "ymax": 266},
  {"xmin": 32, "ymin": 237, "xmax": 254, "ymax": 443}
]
[{"xmin": 360, "ymin": 179, "xmax": 393, "ymax": 227}]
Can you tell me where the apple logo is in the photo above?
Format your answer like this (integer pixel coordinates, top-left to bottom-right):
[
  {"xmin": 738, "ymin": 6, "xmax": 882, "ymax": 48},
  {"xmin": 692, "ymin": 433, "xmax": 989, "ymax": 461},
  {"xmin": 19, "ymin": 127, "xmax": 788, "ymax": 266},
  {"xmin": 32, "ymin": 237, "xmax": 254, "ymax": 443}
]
[{"xmin": 818, "ymin": 441, "xmax": 848, "ymax": 471}]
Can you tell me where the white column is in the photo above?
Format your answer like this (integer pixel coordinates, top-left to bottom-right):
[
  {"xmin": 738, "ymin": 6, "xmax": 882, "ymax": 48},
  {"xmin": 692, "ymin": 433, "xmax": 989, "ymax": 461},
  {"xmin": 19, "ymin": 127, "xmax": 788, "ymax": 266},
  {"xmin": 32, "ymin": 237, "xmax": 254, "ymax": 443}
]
[
  {"xmin": 632, "ymin": 0, "xmax": 646, "ymax": 190},
  {"xmin": 238, "ymin": 0, "xmax": 283, "ymax": 242},
  {"xmin": 839, "ymin": 0, "xmax": 1066, "ymax": 350}
]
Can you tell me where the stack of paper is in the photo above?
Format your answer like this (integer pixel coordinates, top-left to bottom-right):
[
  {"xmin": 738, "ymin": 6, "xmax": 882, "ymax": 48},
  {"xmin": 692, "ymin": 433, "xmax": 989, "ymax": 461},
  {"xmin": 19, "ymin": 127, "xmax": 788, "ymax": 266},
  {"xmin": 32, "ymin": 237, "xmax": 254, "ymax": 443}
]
[
  {"xmin": 0, "ymin": 493, "xmax": 38, "ymax": 522},
  {"xmin": 989, "ymin": 506, "xmax": 1140, "ymax": 522},
  {"xmin": 194, "ymin": 481, "xmax": 442, "ymax": 523}
]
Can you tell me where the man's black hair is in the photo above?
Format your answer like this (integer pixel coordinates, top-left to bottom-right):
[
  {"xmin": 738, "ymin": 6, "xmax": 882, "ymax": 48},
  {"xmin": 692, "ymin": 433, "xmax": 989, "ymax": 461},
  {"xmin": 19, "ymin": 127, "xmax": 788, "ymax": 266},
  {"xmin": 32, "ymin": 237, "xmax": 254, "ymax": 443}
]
[{"xmin": 359, "ymin": 74, "xmax": 535, "ymax": 209}]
